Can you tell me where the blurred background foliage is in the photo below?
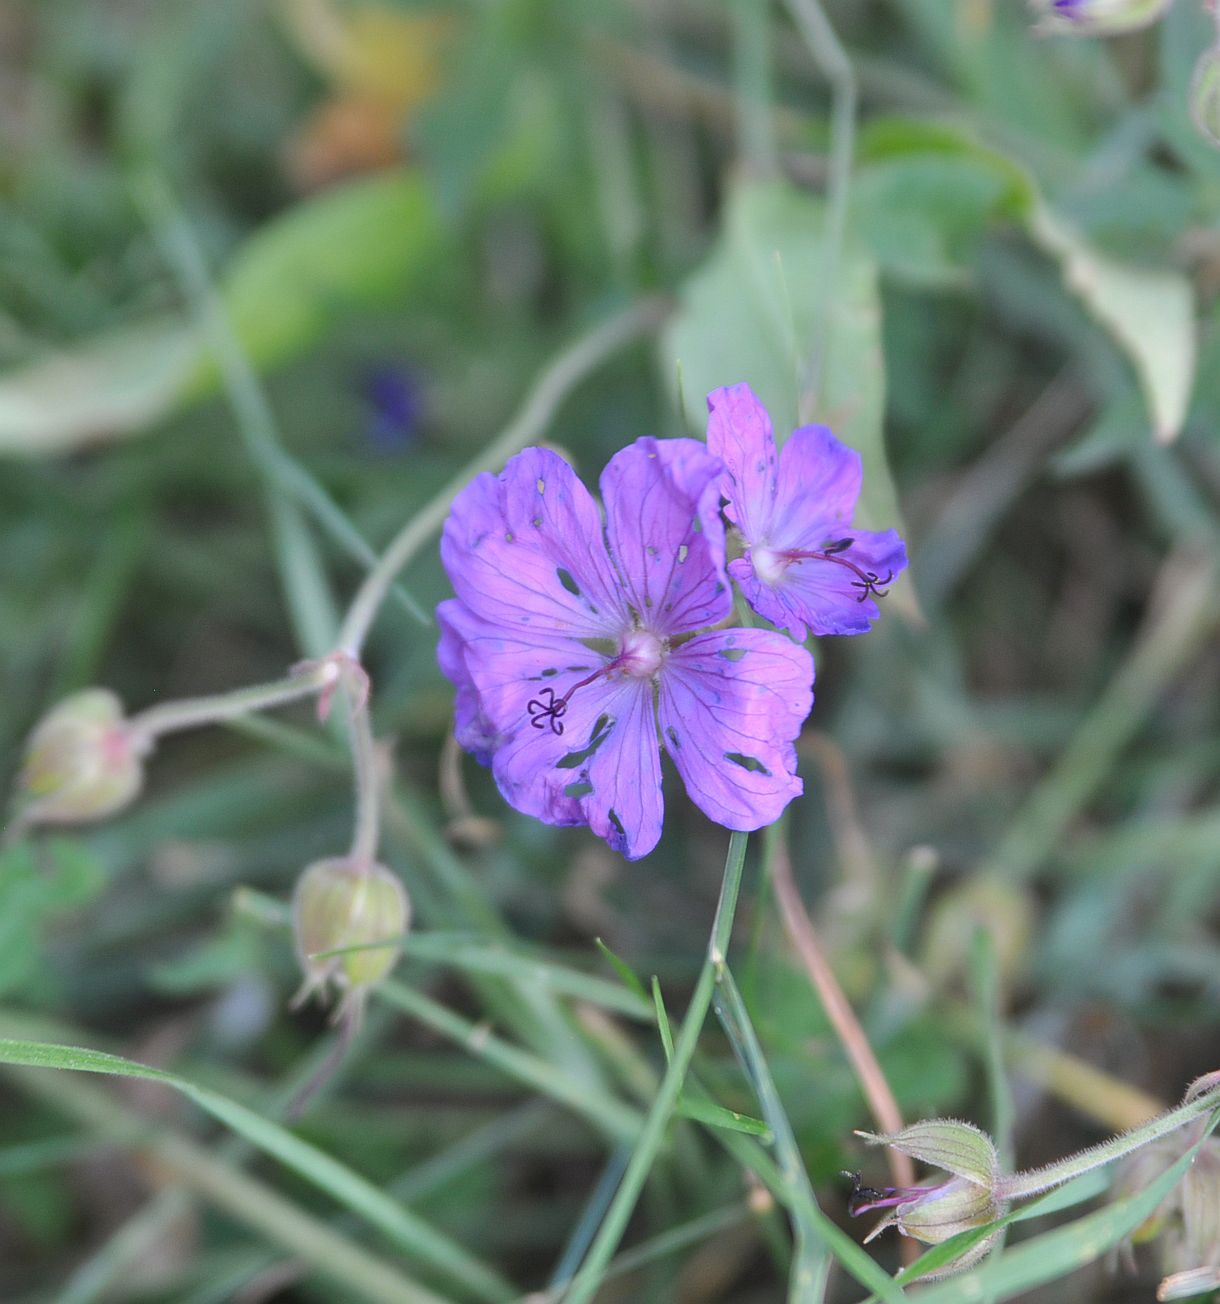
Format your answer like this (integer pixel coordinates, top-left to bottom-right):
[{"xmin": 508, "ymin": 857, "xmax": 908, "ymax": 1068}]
[{"xmin": 0, "ymin": 0, "xmax": 1219, "ymax": 1300}]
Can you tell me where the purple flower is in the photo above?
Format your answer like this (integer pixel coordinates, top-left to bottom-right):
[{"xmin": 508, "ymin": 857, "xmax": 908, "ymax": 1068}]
[
  {"xmin": 706, "ymin": 383, "xmax": 907, "ymax": 640},
  {"xmin": 438, "ymin": 437, "xmax": 814, "ymax": 859}
]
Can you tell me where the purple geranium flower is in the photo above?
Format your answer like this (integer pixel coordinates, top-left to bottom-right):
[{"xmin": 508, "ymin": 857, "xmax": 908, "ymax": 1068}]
[
  {"xmin": 706, "ymin": 383, "xmax": 907, "ymax": 640},
  {"xmin": 438, "ymin": 437, "xmax": 814, "ymax": 860}
]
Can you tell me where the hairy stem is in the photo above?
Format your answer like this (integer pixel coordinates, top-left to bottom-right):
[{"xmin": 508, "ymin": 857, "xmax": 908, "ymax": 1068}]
[{"xmin": 998, "ymin": 1079, "xmax": 1220, "ymax": 1202}]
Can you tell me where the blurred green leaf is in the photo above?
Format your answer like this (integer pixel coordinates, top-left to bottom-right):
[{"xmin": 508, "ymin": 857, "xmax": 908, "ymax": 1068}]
[
  {"xmin": 0, "ymin": 842, "xmax": 106, "ymax": 998},
  {"xmin": 858, "ymin": 118, "xmax": 1198, "ymax": 443},
  {"xmin": 1031, "ymin": 205, "xmax": 1196, "ymax": 444},
  {"xmin": 662, "ymin": 178, "xmax": 912, "ymax": 613},
  {"xmin": 0, "ymin": 171, "xmax": 444, "ymax": 455},
  {"xmin": 147, "ymin": 921, "xmax": 261, "ymax": 996}
]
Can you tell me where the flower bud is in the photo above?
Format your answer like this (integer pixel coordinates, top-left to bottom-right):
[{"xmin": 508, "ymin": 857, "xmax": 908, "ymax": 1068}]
[
  {"xmin": 1030, "ymin": 0, "xmax": 1173, "ymax": 36},
  {"xmin": 1192, "ymin": 48, "xmax": 1220, "ymax": 148},
  {"xmin": 16, "ymin": 689, "xmax": 146, "ymax": 827},
  {"xmin": 851, "ymin": 1119, "xmax": 1006, "ymax": 1274},
  {"xmin": 292, "ymin": 857, "xmax": 410, "ymax": 1020}
]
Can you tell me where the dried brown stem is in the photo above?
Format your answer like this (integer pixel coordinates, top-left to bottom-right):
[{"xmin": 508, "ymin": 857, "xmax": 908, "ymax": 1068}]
[{"xmin": 769, "ymin": 827, "xmax": 919, "ymax": 1264}]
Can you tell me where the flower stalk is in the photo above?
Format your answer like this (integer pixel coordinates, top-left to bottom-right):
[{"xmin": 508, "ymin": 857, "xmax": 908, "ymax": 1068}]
[{"xmin": 127, "ymin": 660, "xmax": 341, "ymax": 744}]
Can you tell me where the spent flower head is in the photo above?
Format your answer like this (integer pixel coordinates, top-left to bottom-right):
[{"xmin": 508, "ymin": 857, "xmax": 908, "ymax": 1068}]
[
  {"xmin": 706, "ymin": 383, "xmax": 907, "ymax": 640},
  {"xmin": 292, "ymin": 857, "xmax": 410, "ymax": 1024},
  {"xmin": 14, "ymin": 689, "xmax": 149, "ymax": 829},
  {"xmin": 437, "ymin": 436, "xmax": 813, "ymax": 859}
]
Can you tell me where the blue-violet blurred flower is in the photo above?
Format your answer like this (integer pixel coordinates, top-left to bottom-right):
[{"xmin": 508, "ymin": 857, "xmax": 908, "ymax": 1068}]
[
  {"xmin": 437, "ymin": 437, "xmax": 814, "ymax": 860},
  {"xmin": 706, "ymin": 383, "xmax": 907, "ymax": 640},
  {"xmin": 362, "ymin": 366, "xmax": 423, "ymax": 455}
]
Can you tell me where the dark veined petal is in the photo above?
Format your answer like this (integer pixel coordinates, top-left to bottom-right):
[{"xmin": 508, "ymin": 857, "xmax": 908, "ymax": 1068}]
[
  {"xmin": 769, "ymin": 423, "xmax": 863, "ymax": 552},
  {"xmin": 657, "ymin": 628, "xmax": 813, "ymax": 830},
  {"xmin": 600, "ymin": 436, "xmax": 731, "ymax": 636},
  {"xmin": 441, "ymin": 446, "xmax": 628, "ymax": 639},
  {"xmin": 705, "ymin": 383, "xmax": 779, "ymax": 543},
  {"xmin": 492, "ymin": 671, "xmax": 664, "ymax": 859}
]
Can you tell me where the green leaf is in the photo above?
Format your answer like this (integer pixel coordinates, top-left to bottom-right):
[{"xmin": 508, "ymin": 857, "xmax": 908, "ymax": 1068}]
[
  {"xmin": 189, "ymin": 170, "xmax": 443, "ymax": 392},
  {"xmin": 1030, "ymin": 204, "xmax": 1196, "ymax": 444},
  {"xmin": 594, "ymin": 937, "xmax": 650, "ymax": 1004},
  {"xmin": 663, "ymin": 178, "xmax": 913, "ymax": 614},
  {"xmin": 0, "ymin": 323, "xmax": 198, "ymax": 457},
  {"xmin": 855, "ymin": 117, "xmax": 1197, "ymax": 445},
  {"xmin": 0, "ymin": 1038, "xmax": 513, "ymax": 1303},
  {"xmin": 673, "ymin": 1095, "xmax": 770, "ymax": 1138}
]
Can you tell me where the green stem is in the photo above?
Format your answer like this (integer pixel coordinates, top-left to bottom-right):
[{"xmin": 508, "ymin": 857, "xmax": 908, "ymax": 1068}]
[
  {"xmin": 345, "ymin": 676, "xmax": 381, "ymax": 868},
  {"xmin": 730, "ymin": 0, "xmax": 779, "ymax": 176},
  {"xmin": 127, "ymin": 662, "xmax": 337, "ymax": 743},
  {"xmin": 998, "ymin": 1077, "xmax": 1220, "ymax": 1202},
  {"xmin": 559, "ymin": 830, "xmax": 749, "ymax": 1304},
  {"xmin": 336, "ymin": 297, "xmax": 669, "ymax": 658}
]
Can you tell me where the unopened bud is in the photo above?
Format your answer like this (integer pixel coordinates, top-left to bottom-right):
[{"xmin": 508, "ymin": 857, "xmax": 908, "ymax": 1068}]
[
  {"xmin": 16, "ymin": 689, "xmax": 146, "ymax": 827},
  {"xmin": 1192, "ymin": 48, "xmax": 1220, "ymax": 148},
  {"xmin": 1030, "ymin": 0, "xmax": 1173, "ymax": 36},
  {"xmin": 292, "ymin": 857, "xmax": 410, "ymax": 1021},
  {"xmin": 858, "ymin": 1118, "xmax": 999, "ymax": 1187},
  {"xmin": 850, "ymin": 1119, "xmax": 1005, "ymax": 1274}
]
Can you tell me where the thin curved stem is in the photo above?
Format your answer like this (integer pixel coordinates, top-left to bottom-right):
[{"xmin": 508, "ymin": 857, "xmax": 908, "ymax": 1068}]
[
  {"xmin": 345, "ymin": 676, "xmax": 381, "ymax": 869},
  {"xmin": 560, "ymin": 830, "xmax": 749, "ymax": 1304},
  {"xmin": 128, "ymin": 662, "xmax": 338, "ymax": 742},
  {"xmin": 336, "ymin": 297, "xmax": 670, "ymax": 658}
]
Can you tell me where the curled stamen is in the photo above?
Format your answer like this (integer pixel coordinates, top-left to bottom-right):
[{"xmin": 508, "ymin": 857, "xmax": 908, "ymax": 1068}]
[
  {"xmin": 782, "ymin": 542, "xmax": 895, "ymax": 602},
  {"xmin": 525, "ymin": 666, "xmax": 609, "ymax": 738},
  {"xmin": 527, "ymin": 687, "xmax": 567, "ymax": 736}
]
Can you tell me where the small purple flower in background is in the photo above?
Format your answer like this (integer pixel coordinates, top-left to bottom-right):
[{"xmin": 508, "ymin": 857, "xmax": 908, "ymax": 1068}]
[
  {"xmin": 707, "ymin": 383, "xmax": 907, "ymax": 641},
  {"xmin": 438, "ymin": 437, "xmax": 813, "ymax": 859},
  {"xmin": 361, "ymin": 366, "xmax": 423, "ymax": 455}
]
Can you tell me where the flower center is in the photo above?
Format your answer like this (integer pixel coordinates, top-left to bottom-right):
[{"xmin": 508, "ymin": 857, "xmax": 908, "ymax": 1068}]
[
  {"xmin": 525, "ymin": 629, "xmax": 667, "ymax": 737},
  {"xmin": 617, "ymin": 628, "xmax": 666, "ymax": 678},
  {"xmin": 751, "ymin": 537, "xmax": 894, "ymax": 602}
]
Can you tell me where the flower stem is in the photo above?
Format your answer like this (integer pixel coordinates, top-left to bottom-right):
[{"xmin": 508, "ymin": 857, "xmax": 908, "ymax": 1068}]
[
  {"xmin": 336, "ymin": 297, "xmax": 669, "ymax": 659},
  {"xmin": 345, "ymin": 674, "xmax": 381, "ymax": 869},
  {"xmin": 560, "ymin": 830, "xmax": 749, "ymax": 1304},
  {"xmin": 127, "ymin": 661, "xmax": 340, "ymax": 744},
  {"xmin": 997, "ymin": 1076, "xmax": 1220, "ymax": 1202}
]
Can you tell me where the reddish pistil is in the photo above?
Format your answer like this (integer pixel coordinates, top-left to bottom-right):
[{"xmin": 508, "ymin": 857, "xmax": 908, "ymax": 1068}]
[{"xmin": 760, "ymin": 537, "xmax": 894, "ymax": 602}]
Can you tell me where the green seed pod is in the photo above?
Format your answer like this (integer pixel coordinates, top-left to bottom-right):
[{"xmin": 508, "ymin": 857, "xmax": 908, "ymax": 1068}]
[
  {"xmin": 16, "ymin": 689, "xmax": 146, "ymax": 827},
  {"xmin": 292, "ymin": 857, "xmax": 410, "ymax": 1019},
  {"xmin": 1190, "ymin": 47, "xmax": 1220, "ymax": 148}
]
